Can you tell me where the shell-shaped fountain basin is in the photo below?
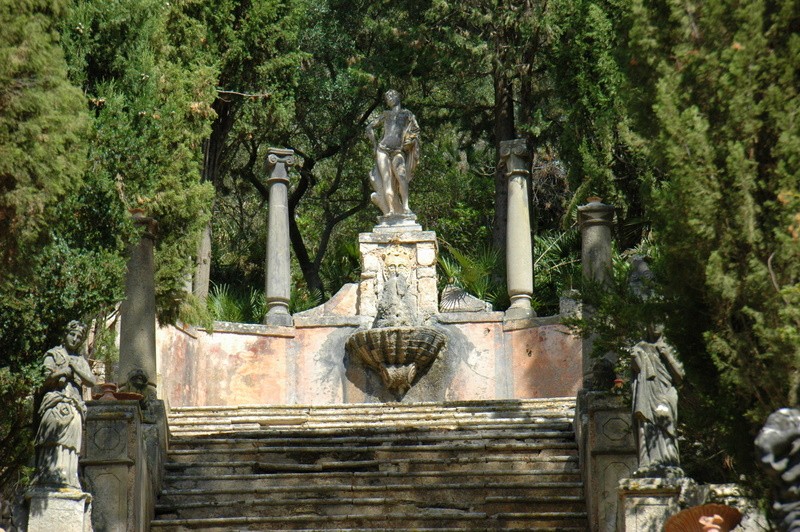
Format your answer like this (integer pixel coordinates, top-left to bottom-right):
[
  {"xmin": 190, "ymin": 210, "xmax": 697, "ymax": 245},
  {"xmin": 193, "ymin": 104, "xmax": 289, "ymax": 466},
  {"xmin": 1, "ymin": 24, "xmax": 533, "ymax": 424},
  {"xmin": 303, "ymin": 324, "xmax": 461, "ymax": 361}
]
[{"xmin": 345, "ymin": 326, "xmax": 447, "ymax": 398}]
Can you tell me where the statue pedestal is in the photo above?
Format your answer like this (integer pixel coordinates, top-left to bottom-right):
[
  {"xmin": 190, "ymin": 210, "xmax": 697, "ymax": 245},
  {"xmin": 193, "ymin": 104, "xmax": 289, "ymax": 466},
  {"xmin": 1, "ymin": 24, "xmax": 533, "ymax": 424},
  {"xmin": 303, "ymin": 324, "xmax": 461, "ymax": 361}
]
[
  {"xmin": 374, "ymin": 213, "xmax": 422, "ymax": 232},
  {"xmin": 24, "ymin": 488, "xmax": 92, "ymax": 532},
  {"xmin": 357, "ymin": 229, "xmax": 438, "ymax": 322}
]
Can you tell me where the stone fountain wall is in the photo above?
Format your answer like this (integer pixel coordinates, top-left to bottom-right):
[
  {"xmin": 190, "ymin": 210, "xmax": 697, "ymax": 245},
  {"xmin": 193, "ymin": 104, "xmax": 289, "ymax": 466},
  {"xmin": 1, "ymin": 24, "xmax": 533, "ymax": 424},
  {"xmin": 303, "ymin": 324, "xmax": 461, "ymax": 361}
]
[{"xmin": 156, "ymin": 225, "xmax": 583, "ymax": 407}]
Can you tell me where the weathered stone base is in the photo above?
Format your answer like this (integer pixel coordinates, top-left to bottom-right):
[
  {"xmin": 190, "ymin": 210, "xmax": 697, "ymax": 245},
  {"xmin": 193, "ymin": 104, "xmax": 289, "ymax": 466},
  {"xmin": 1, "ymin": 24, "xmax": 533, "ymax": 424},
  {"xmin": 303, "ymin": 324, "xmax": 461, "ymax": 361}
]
[
  {"xmin": 24, "ymin": 488, "xmax": 92, "ymax": 532},
  {"xmin": 617, "ymin": 477, "xmax": 696, "ymax": 531},
  {"xmin": 575, "ymin": 391, "xmax": 637, "ymax": 532},
  {"xmin": 357, "ymin": 229, "xmax": 438, "ymax": 321}
]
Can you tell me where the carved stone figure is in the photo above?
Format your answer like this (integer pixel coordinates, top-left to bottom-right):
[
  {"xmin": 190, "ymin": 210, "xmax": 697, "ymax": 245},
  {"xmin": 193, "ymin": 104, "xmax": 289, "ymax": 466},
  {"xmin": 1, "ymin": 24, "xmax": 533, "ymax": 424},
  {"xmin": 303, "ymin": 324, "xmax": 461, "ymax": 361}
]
[
  {"xmin": 119, "ymin": 367, "xmax": 160, "ymax": 423},
  {"xmin": 33, "ymin": 321, "xmax": 96, "ymax": 489},
  {"xmin": 755, "ymin": 407, "xmax": 800, "ymax": 531},
  {"xmin": 631, "ymin": 338, "xmax": 685, "ymax": 478},
  {"xmin": 374, "ymin": 265, "xmax": 416, "ymax": 328},
  {"xmin": 366, "ymin": 89, "xmax": 420, "ymax": 216}
]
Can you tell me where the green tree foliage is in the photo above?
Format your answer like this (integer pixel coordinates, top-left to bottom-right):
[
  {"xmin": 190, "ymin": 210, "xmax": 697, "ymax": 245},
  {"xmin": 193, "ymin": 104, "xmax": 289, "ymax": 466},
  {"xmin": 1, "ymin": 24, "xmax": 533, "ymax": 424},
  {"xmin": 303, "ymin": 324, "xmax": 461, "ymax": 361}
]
[
  {"xmin": 0, "ymin": 0, "xmax": 89, "ymax": 272},
  {"xmin": 565, "ymin": 0, "xmax": 800, "ymax": 483},
  {"xmin": 619, "ymin": 0, "xmax": 800, "ymax": 476},
  {"xmin": 0, "ymin": 0, "xmax": 127, "ymax": 496},
  {"xmin": 61, "ymin": 0, "xmax": 217, "ymax": 323}
]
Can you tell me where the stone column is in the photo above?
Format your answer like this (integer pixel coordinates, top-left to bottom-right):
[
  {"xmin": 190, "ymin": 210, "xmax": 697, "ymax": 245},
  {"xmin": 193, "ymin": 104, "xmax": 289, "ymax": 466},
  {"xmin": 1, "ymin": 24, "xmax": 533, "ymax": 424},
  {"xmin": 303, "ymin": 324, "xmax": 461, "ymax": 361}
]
[
  {"xmin": 501, "ymin": 139, "xmax": 535, "ymax": 320},
  {"xmin": 578, "ymin": 199, "xmax": 615, "ymax": 388},
  {"xmin": 119, "ymin": 211, "xmax": 158, "ymax": 392},
  {"xmin": 264, "ymin": 148, "xmax": 295, "ymax": 327},
  {"xmin": 578, "ymin": 199, "xmax": 614, "ymax": 288}
]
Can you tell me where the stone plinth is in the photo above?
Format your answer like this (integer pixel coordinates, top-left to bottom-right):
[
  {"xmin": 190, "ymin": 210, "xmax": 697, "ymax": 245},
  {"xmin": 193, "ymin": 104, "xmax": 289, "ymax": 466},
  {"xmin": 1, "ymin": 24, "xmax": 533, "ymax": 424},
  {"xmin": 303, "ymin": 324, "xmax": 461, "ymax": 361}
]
[
  {"xmin": 617, "ymin": 477, "xmax": 696, "ymax": 531},
  {"xmin": 575, "ymin": 391, "xmax": 637, "ymax": 532},
  {"xmin": 81, "ymin": 400, "xmax": 164, "ymax": 532},
  {"xmin": 24, "ymin": 488, "xmax": 92, "ymax": 532},
  {"xmin": 357, "ymin": 230, "xmax": 438, "ymax": 322}
]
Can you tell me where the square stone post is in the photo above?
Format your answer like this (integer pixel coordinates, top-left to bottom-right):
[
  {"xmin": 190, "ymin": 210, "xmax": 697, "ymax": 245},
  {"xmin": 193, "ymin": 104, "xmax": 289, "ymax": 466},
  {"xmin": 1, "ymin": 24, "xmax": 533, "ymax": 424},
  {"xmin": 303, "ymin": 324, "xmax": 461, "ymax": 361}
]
[
  {"xmin": 617, "ymin": 477, "xmax": 696, "ymax": 531},
  {"xmin": 575, "ymin": 392, "xmax": 638, "ymax": 531},
  {"xmin": 264, "ymin": 148, "xmax": 295, "ymax": 327},
  {"xmin": 500, "ymin": 139, "xmax": 535, "ymax": 320},
  {"xmin": 81, "ymin": 400, "xmax": 163, "ymax": 532},
  {"xmin": 357, "ymin": 229, "xmax": 438, "ymax": 322},
  {"xmin": 119, "ymin": 212, "xmax": 158, "ymax": 392}
]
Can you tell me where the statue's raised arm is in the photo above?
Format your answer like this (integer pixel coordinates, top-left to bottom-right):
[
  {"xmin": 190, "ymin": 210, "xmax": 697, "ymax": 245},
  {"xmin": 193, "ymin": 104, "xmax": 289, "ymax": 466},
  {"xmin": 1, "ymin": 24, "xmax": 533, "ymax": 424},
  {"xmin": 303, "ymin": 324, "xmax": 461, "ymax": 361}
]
[{"xmin": 366, "ymin": 89, "xmax": 420, "ymax": 216}]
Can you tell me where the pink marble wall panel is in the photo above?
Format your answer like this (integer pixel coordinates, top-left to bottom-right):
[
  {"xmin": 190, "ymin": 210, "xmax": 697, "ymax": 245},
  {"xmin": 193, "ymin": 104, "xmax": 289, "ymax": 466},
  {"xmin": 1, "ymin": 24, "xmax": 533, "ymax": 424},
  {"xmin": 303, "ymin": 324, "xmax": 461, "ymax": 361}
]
[
  {"xmin": 508, "ymin": 324, "xmax": 581, "ymax": 398},
  {"xmin": 157, "ymin": 326, "xmax": 288, "ymax": 406},
  {"xmin": 442, "ymin": 322, "xmax": 503, "ymax": 401},
  {"xmin": 292, "ymin": 327, "xmax": 347, "ymax": 405},
  {"xmin": 156, "ymin": 319, "xmax": 581, "ymax": 407}
]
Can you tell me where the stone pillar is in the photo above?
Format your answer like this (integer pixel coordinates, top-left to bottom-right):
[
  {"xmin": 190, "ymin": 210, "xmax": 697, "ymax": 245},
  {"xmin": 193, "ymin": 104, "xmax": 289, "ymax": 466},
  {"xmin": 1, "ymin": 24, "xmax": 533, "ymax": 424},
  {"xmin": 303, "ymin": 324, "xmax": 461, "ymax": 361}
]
[
  {"xmin": 119, "ymin": 211, "xmax": 157, "ymax": 392},
  {"xmin": 578, "ymin": 199, "xmax": 615, "ymax": 388},
  {"xmin": 264, "ymin": 148, "xmax": 295, "ymax": 327},
  {"xmin": 578, "ymin": 199, "xmax": 614, "ymax": 288},
  {"xmin": 500, "ymin": 139, "xmax": 534, "ymax": 320}
]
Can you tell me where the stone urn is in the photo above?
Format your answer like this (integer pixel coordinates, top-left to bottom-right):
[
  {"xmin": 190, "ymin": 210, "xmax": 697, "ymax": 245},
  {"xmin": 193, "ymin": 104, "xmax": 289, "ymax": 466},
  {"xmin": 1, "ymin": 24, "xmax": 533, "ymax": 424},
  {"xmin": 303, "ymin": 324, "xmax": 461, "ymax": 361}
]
[{"xmin": 346, "ymin": 326, "xmax": 446, "ymax": 398}]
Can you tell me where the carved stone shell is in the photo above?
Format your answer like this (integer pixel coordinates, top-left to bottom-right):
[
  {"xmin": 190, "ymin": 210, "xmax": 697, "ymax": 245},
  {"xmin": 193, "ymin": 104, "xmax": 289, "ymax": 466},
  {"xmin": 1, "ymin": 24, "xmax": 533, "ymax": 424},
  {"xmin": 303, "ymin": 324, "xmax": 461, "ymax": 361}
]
[{"xmin": 345, "ymin": 326, "xmax": 447, "ymax": 396}]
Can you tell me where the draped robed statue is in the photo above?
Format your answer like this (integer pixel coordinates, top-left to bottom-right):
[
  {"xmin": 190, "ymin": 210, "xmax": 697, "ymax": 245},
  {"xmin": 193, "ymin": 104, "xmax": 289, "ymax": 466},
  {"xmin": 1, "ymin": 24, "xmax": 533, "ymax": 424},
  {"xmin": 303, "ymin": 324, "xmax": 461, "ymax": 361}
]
[
  {"xmin": 366, "ymin": 89, "xmax": 420, "ymax": 216},
  {"xmin": 33, "ymin": 320, "xmax": 96, "ymax": 489}
]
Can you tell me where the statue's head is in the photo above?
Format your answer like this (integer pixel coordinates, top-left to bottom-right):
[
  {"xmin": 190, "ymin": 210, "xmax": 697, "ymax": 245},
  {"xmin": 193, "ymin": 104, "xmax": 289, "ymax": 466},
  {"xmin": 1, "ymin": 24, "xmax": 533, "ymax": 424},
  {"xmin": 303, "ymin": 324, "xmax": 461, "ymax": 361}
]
[
  {"xmin": 64, "ymin": 320, "xmax": 87, "ymax": 351},
  {"xmin": 384, "ymin": 89, "xmax": 401, "ymax": 107}
]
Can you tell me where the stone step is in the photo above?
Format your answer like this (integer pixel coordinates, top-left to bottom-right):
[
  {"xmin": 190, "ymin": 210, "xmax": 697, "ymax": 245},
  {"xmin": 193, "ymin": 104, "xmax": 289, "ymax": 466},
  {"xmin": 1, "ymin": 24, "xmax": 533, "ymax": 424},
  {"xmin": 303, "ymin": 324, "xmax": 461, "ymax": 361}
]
[
  {"xmin": 164, "ymin": 452, "xmax": 580, "ymax": 475},
  {"xmin": 165, "ymin": 442, "xmax": 577, "ymax": 467},
  {"xmin": 167, "ymin": 418, "xmax": 575, "ymax": 436},
  {"xmin": 167, "ymin": 425, "xmax": 574, "ymax": 448},
  {"xmin": 155, "ymin": 399, "xmax": 586, "ymax": 530},
  {"xmin": 162, "ymin": 469, "xmax": 581, "ymax": 490},
  {"xmin": 168, "ymin": 397, "xmax": 576, "ymax": 415},
  {"xmin": 151, "ymin": 510, "xmax": 588, "ymax": 530},
  {"xmin": 156, "ymin": 495, "xmax": 586, "ymax": 520}
]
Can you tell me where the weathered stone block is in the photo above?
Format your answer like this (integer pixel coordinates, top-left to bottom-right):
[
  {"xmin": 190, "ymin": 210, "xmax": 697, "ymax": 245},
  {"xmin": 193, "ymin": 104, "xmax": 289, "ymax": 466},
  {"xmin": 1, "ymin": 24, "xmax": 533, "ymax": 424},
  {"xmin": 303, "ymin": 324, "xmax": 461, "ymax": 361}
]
[{"xmin": 25, "ymin": 489, "xmax": 92, "ymax": 532}]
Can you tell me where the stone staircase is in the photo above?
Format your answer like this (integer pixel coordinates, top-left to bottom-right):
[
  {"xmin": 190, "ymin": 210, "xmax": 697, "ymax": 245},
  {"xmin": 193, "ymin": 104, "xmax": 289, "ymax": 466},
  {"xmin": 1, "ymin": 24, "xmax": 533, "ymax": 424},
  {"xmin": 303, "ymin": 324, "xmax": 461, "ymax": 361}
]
[{"xmin": 151, "ymin": 398, "xmax": 588, "ymax": 531}]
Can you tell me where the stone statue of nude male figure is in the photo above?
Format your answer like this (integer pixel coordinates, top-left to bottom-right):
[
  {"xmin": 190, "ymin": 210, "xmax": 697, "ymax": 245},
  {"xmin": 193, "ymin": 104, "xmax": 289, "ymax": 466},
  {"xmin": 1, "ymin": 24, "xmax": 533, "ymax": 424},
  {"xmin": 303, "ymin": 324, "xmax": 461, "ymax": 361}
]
[{"xmin": 366, "ymin": 89, "xmax": 420, "ymax": 216}]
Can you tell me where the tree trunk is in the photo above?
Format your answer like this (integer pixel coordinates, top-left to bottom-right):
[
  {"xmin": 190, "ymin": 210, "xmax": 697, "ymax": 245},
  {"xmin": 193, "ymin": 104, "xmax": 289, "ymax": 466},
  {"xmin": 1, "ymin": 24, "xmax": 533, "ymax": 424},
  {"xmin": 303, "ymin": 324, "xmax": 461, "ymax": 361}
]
[
  {"xmin": 193, "ymin": 99, "xmax": 236, "ymax": 301},
  {"xmin": 193, "ymin": 222, "xmax": 212, "ymax": 300},
  {"xmin": 492, "ymin": 70, "xmax": 516, "ymax": 254}
]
